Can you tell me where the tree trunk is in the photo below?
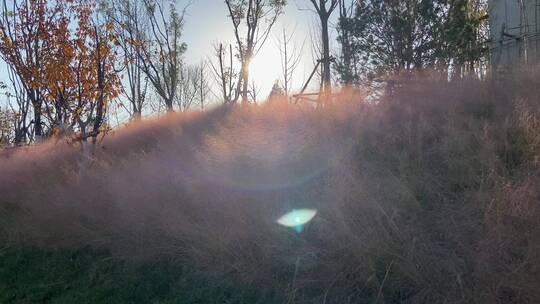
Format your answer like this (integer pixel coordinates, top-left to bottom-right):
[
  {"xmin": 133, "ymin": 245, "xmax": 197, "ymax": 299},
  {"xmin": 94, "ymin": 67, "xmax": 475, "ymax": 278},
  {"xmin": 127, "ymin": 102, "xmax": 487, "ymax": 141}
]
[
  {"xmin": 341, "ymin": 30, "xmax": 352, "ymax": 85},
  {"xmin": 218, "ymin": 44, "xmax": 228, "ymax": 103},
  {"xmin": 133, "ymin": 110, "xmax": 142, "ymax": 120},
  {"xmin": 339, "ymin": 1, "xmax": 353, "ymax": 85},
  {"xmin": 200, "ymin": 66, "xmax": 205, "ymax": 109},
  {"xmin": 33, "ymin": 101, "xmax": 43, "ymax": 141},
  {"xmin": 241, "ymin": 61, "xmax": 250, "ymax": 104},
  {"xmin": 321, "ymin": 16, "xmax": 332, "ymax": 101},
  {"xmin": 165, "ymin": 99, "xmax": 174, "ymax": 112}
]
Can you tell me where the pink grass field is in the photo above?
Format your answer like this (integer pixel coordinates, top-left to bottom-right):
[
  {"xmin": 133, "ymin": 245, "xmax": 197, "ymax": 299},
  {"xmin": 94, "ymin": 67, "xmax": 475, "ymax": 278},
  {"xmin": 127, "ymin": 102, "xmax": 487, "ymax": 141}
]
[{"xmin": 2, "ymin": 71, "xmax": 540, "ymax": 303}]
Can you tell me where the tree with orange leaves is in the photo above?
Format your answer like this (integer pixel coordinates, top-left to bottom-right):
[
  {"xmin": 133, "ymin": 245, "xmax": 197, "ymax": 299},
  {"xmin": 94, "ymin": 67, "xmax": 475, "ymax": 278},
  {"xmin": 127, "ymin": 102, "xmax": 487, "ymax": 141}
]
[
  {"xmin": 0, "ymin": 0, "xmax": 121, "ymax": 144},
  {"xmin": 67, "ymin": 0, "xmax": 121, "ymax": 142},
  {"xmin": 0, "ymin": 0, "xmax": 50, "ymax": 140}
]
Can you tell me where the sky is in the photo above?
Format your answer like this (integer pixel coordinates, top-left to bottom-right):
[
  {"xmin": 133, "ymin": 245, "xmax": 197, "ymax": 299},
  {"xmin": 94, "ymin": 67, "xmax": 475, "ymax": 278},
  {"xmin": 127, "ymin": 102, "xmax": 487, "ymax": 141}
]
[{"xmin": 182, "ymin": 0, "xmax": 339, "ymax": 98}]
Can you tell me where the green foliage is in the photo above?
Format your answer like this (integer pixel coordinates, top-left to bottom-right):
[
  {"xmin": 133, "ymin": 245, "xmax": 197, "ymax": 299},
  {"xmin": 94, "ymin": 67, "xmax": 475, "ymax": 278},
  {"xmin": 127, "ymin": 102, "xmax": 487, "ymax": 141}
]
[
  {"xmin": 336, "ymin": 0, "xmax": 488, "ymax": 82},
  {"xmin": 0, "ymin": 247, "xmax": 279, "ymax": 304}
]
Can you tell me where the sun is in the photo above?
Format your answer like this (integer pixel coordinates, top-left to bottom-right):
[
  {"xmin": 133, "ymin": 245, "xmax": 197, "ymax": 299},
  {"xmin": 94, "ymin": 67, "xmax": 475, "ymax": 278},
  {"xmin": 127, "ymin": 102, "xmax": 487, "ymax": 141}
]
[{"xmin": 249, "ymin": 49, "xmax": 283, "ymax": 94}]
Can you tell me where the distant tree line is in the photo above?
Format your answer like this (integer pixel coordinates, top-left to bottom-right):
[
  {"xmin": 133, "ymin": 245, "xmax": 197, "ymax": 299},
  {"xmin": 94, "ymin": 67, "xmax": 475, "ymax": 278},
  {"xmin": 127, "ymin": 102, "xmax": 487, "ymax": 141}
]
[{"xmin": 0, "ymin": 0, "xmax": 490, "ymax": 146}]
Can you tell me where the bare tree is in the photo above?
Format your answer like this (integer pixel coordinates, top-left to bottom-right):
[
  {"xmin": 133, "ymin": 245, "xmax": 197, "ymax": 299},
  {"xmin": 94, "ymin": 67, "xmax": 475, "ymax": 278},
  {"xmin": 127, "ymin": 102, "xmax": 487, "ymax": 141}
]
[
  {"xmin": 224, "ymin": 0, "xmax": 285, "ymax": 104},
  {"xmin": 138, "ymin": 0, "xmax": 187, "ymax": 112},
  {"xmin": 194, "ymin": 61, "xmax": 211, "ymax": 109},
  {"xmin": 210, "ymin": 42, "xmax": 238, "ymax": 104},
  {"xmin": 177, "ymin": 64, "xmax": 197, "ymax": 111},
  {"xmin": 307, "ymin": 0, "xmax": 338, "ymax": 99},
  {"xmin": 102, "ymin": 0, "xmax": 149, "ymax": 119},
  {"xmin": 248, "ymin": 80, "xmax": 261, "ymax": 104},
  {"xmin": 276, "ymin": 27, "xmax": 304, "ymax": 95},
  {"xmin": 308, "ymin": 21, "xmax": 324, "ymax": 91}
]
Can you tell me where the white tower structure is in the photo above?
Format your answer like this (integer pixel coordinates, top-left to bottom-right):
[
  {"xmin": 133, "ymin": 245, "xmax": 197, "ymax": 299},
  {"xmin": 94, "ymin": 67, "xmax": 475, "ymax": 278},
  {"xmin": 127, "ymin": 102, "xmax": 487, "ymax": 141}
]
[{"xmin": 489, "ymin": 0, "xmax": 540, "ymax": 68}]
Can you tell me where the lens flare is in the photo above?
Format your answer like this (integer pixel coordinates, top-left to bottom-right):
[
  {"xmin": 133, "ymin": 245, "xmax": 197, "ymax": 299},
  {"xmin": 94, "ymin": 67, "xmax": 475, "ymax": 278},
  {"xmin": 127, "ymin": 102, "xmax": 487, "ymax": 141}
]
[{"xmin": 277, "ymin": 209, "xmax": 317, "ymax": 231}]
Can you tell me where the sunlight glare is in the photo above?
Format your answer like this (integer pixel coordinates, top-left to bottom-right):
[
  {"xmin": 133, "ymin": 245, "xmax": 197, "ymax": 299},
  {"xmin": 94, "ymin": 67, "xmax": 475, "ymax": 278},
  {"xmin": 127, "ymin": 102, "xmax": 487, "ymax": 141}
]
[{"xmin": 249, "ymin": 50, "xmax": 282, "ymax": 93}]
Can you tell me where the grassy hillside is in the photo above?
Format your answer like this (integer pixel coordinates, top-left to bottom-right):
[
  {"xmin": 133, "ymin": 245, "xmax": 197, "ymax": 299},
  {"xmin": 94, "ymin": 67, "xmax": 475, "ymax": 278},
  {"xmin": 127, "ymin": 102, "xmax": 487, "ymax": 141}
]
[{"xmin": 1, "ymin": 71, "xmax": 540, "ymax": 303}]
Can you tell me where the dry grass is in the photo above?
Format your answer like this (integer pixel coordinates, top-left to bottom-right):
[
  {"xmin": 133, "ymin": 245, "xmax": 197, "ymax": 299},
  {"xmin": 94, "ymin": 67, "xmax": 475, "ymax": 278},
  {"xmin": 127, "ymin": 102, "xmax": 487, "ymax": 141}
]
[{"xmin": 1, "ymin": 70, "xmax": 540, "ymax": 303}]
